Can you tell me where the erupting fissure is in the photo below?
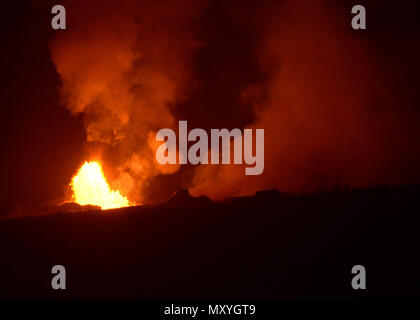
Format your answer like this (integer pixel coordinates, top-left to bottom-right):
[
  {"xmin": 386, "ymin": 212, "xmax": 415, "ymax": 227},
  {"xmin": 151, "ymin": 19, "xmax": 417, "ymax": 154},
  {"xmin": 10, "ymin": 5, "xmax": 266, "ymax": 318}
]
[{"xmin": 70, "ymin": 161, "xmax": 131, "ymax": 210}]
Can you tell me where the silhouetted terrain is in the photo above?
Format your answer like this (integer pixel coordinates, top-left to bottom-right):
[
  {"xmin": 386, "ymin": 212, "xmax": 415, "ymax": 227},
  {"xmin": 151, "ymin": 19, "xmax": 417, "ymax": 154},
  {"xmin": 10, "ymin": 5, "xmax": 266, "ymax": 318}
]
[{"xmin": 1, "ymin": 185, "xmax": 420, "ymax": 299}]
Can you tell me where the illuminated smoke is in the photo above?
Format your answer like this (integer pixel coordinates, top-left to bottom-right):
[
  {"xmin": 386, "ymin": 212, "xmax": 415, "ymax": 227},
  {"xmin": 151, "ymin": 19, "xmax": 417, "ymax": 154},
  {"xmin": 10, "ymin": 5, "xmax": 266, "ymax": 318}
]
[
  {"xmin": 190, "ymin": 1, "xmax": 406, "ymax": 199},
  {"xmin": 49, "ymin": 0, "xmax": 419, "ymax": 203},
  {"xmin": 49, "ymin": 0, "xmax": 205, "ymax": 203}
]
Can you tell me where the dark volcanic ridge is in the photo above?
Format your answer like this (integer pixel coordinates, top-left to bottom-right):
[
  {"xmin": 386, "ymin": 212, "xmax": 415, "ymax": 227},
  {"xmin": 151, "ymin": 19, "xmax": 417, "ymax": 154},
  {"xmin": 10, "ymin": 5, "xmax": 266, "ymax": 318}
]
[
  {"xmin": 1, "ymin": 184, "xmax": 420, "ymax": 299},
  {"xmin": 4, "ymin": 188, "xmax": 280, "ymax": 219}
]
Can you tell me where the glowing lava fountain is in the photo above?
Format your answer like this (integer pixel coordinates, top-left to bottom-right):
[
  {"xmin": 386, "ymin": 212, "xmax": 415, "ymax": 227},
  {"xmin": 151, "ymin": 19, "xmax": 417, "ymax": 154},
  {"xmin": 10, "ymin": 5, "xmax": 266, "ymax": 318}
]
[{"xmin": 71, "ymin": 161, "xmax": 131, "ymax": 210}]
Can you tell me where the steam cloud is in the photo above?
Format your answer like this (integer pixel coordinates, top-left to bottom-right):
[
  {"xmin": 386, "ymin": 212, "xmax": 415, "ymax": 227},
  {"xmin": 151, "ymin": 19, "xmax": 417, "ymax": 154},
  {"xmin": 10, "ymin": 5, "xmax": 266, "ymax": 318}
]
[
  {"xmin": 50, "ymin": 0, "xmax": 205, "ymax": 203},
  {"xmin": 50, "ymin": 0, "xmax": 420, "ymax": 203},
  {"xmin": 190, "ymin": 0, "xmax": 420, "ymax": 199}
]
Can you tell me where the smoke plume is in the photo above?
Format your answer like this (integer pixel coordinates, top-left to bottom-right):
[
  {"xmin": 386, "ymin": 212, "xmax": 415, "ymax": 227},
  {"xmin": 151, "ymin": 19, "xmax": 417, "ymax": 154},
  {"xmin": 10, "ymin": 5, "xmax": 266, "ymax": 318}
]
[
  {"xmin": 190, "ymin": 0, "xmax": 420, "ymax": 199},
  {"xmin": 49, "ymin": 0, "xmax": 420, "ymax": 202},
  {"xmin": 49, "ymin": 0, "xmax": 205, "ymax": 203}
]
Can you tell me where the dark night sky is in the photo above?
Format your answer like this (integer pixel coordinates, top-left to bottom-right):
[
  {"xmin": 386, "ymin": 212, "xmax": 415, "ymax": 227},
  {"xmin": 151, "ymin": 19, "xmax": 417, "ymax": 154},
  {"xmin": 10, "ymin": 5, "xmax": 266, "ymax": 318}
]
[
  {"xmin": 1, "ymin": 1, "xmax": 85, "ymax": 213},
  {"xmin": 1, "ymin": 0, "xmax": 420, "ymax": 215}
]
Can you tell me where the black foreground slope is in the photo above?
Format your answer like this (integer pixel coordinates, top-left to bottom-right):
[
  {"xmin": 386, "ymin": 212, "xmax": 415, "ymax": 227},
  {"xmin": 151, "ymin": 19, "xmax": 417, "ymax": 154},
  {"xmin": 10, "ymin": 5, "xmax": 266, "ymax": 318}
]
[{"xmin": 1, "ymin": 185, "xmax": 420, "ymax": 299}]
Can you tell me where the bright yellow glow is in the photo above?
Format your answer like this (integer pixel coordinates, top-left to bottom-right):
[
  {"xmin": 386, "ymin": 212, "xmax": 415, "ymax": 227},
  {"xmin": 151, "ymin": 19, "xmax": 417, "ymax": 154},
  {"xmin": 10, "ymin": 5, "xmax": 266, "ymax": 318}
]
[{"xmin": 71, "ymin": 161, "xmax": 131, "ymax": 210}]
